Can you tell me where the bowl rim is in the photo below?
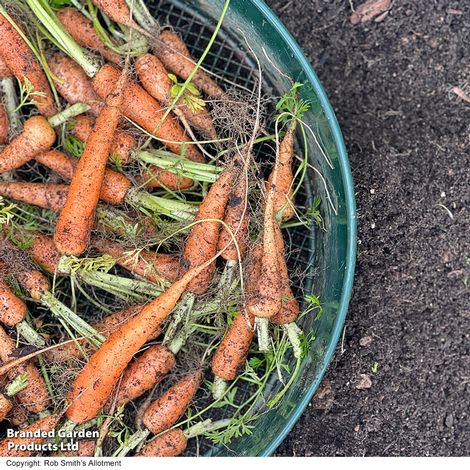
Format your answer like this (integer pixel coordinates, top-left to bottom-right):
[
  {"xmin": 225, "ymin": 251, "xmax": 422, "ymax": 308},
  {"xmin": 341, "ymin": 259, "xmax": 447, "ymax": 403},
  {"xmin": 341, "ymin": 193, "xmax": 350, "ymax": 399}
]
[{"xmin": 251, "ymin": 0, "xmax": 358, "ymax": 456}]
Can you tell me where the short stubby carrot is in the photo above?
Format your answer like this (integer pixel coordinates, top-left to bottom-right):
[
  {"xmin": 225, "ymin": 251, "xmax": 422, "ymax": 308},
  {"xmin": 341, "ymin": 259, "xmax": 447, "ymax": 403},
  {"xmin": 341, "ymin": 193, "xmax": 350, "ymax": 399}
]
[
  {"xmin": 0, "ymin": 414, "xmax": 58, "ymax": 457},
  {"xmin": 48, "ymin": 53, "xmax": 103, "ymax": 116},
  {"xmin": 0, "ymin": 275, "xmax": 27, "ymax": 327},
  {"xmin": 57, "ymin": 8, "xmax": 121, "ymax": 65},
  {"xmin": 92, "ymin": 64, "xmax": 204, "ymax": 163},
  {"xmin": 0, "ymin": 102, "xmax": 8, "ymax": 145},
  {"xmin": 0, "ymin": 14, "xmax": 56, "ymax": 117},
  {"xmin": 156, "ymin": 30, "xmax": 226, "ymax": 100},
  {"xmin": 0, "ymin": 116, "xmax": 56, "ymax": 174},
  {"xmin": 142, "ymin": 370, "xmax": 202, "ymax": 435},
  {"xmin": 136, "ymin": 428, "xmax": 187, "ymax": 457}
]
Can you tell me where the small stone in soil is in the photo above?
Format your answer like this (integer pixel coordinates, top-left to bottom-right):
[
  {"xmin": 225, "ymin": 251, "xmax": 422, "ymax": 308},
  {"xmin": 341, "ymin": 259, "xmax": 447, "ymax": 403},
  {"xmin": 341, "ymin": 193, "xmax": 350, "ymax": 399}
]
[
  {"xmin": 311, "ymin": 378, "xmax": 334, "ymax": 410},
  {"xmin": 355, "ymin": 374, "xmax": 373, "ymax": 390},
  {"xmin": 359, "ymin": 335, "xmax": 374, "ymax": 347}
]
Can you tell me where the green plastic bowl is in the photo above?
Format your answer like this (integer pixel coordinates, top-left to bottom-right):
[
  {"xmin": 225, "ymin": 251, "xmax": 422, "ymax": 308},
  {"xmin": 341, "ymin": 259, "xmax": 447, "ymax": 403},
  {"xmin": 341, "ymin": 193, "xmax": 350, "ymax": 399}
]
[{"xmin": 151, "ymin": 0, "xmax": 357, "ymax": 456}]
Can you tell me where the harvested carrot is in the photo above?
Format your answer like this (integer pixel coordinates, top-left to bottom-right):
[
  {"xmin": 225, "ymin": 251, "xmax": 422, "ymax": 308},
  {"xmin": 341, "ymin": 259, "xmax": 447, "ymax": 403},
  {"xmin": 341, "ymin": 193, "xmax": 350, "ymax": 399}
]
[
  {"xmin": 55, "ymin": 440, "xmax": 96, "ymax": 457},
  {"xmin": 156, "ymin": 30, "xmax": 226, "ymax": 99},
  {"xmin": 139, "ymin": 166, "xmax": 193, "ymax": 190},
  {"xmin": 0, "ymin": 56, "xmax": 10, "ymax": 79},
  {"xmin": 0, "ymin": 325, "xmax": 50, "ymax": 413},
  {"xmin": 91, "ymin": 238, "xmax": 180, "ymax": 284},
  {"xmin": 136, "ymin": 428, "xmax": 187, "ymax": 457},
  {"xmin": 90, "ymin": 0, "xmax": 143, "ymax": 32},
  {"xmin": 36, "ymin": 150, "xmax": 131, "ymax": 206},
  {"xmin": 65, "ymin": 258, "xmax": 215, "ymax": 423},
  {"xmin": 266, "ymin": 120, "xmax": 298, "ymax": 221},
  {"xmin": 0, "ymin": 14, "xmax": 56, "ymax": 117},
  {"xmin": 0, "ymin": 101, "xmax": 8, "ymax": 145},
  {"xmin": 0, "ymin": 414, "xmax": 58, "ymax": 457},
  {"xmin": 0, "ymin": 274, "xmax": 27, "ymax": 327},
  {"xmin": 0, "ymin": 116, "xmax": 56, "ymax": 174},
  {"xmin": 54, "ymin": 66, "xmax": 128, "ymax": 256},
  {"xmin": 110, "ymin": 344, "xmax": 175, "ymax": 409},
  {"xmin": 181, "ymin": 163, "xmax": 238, "ymax": 294},
  {"xmin": 0, "ymin": 392, "xmax": 12, "ymax": 422},
  {"xmin": 22, "ymin": 232, "xmax": 63, "ymax": 276},
  {"xmin": 57, "ymin": 8, "xmax": 121, "ymax": 65},
  {"xmin": 0, "ymin": 181, "xmax": 68, "ymax": 212},
  {"xmin": 135, "ymin": 53, "xmax": 217, "ymax": 139},
  {"xmin": 48, "ymin": 53, "xmax": 103, "ymax": 116},
  {"xmin": 92, "ymin": 64, "xmax": 204, "ymax": 163},
  {"xmin": 71, "ymin": 115, "xmax": 137, "ymax": 165},
  {"xmin": 143, "ymin": 370, "xmax": 201, "ymax": 435}
]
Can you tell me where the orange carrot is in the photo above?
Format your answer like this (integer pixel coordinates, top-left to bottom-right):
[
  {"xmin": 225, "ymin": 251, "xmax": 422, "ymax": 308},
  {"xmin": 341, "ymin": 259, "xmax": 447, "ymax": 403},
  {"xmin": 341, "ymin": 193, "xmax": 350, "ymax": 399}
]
[
  {"xmin": 0, "ymin": 274, "xmax": 27, "ymax": 327},
  {"xmin": 135, "ymin": 53, "xmax": 217, "ymax": 139},
  {"xmin": 0, "ymin": 14, "xmax": 56, "ymax": 117},
  {"xmin": 90, "ymin": 0, "xmax": 143, "ymax": 32},
  {"xmin": 0, "ymin": 116, "xmax": 56, "ymax": 174},
  {"xmin": 0, "ymin": 181, "xmax": 68, "ymax": 212},
  {"xmin": 0, "ymin": 56, "xmax": 10, "ymax": 79},
  {"xmin": 48, "ymin": 53, "xmax": 103, "ymax": 116},
  {"xmin": 110, "ymin": 344, "xmax": 175, "ymax": 409},
  {"xmin": 142, "ymin": 370, "xmax": 201, "ymax": 435},
  {"xmin": 0, "ymin": 102, "xmax": 8, "ymax": 145},
  {"xmin": 0, "ymin": 325, "xmax": 50, "ymax": 413},
  {"xmin": 55, "ymin": 440, "xmax": 96, "ymax": 457},
  {"xmin": 136, "ymin": 428, "xmax": 187, "ymax": 457},
  {"xmin": 57, "ymin": 8, "xmax": 121, "ymax": 65},
  {"xmin": 139, "ymin": 166, "xmax": 193, "ymax": 191},
  {"xmin": 36, "ymin": 150, "xmax": 131, "ymax": 206},
  {"xmin": 91, "ymin": 237, "xmax": 180, "ymax": 284},
  {"xmin": 0, "ymin": 414, "xmax": 58, "ymax": 457},
  {"xmin": 180, "ymin": 163, "xmax": 238, "ymax": 294},
  {"xmin": 21, "ymin": 232, "xmax": 63, "ymax": 276},
  {"xmin": 0, "ymin": 393, "xmax": 12, "ymax": 422},
  {"xmin": 65, "ymin": 259, "xmax": 215, "ymax": 423},
  {"xmin": 54, "ymin": 66, "xmax": 128, "ymax": 256},
  {"xmin": 93, "ymin": 64, "xmax": 204, "ymax": 163},
  {"xmin": 156, "ymin": 30, "xmax": 226, "ymax": 99},
  {"xmin": 71, "ymin": 115, "xmax": 137, "ymax": 165}
]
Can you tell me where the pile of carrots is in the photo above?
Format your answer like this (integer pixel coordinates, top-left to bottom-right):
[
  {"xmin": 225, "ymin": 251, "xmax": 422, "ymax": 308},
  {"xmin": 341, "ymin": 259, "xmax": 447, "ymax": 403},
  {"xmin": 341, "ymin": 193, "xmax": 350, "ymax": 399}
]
[{"xmin": 0, "ymin": 0, "xmax": 315, "ymax": 458}]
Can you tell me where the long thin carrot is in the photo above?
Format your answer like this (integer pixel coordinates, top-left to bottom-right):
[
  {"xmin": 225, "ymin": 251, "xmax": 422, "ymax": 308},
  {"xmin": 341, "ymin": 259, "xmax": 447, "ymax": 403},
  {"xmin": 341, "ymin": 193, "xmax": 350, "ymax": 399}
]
[
  {"xmin": 155, "ymin": 30, "xmax": 226, "ymax": 99},
  {"xmin": 54, "ymin": 66, "xmax": 129, "ymax": 256},
  {"xmin": 0, "ymin": 116, "xmax": 56, "ymax": 174},
  {"xmin": 0, "ymin": 414, "xmax": 58, "ymax": 457},
  {"xmin": 48, "ymin": 53, "xmax": 103, "ymax": 116},
  {"xmin": 65, "ymin": 257, "xmax": 216, "ymax": 423},
  {"xmin": 0, "ymin": 13, "xmax": 56, "ymax": 117},
  {"xmin": 0, "ymin": 101, "xmax": 8, "ymax": 145},
  {"xmin": 92, "ymin": 64, "xmax": 204, "ymax": 163},
  {"xmin": 0, "ymin": 273, "xmax": 27, "ymax": 327},
  {"xmin": 135, "ymin": 53, "xmax": 218, "ymax": 139},
  {"xmin": 57, "ymin": 8, "xmax": 121, "ymax": 65}
]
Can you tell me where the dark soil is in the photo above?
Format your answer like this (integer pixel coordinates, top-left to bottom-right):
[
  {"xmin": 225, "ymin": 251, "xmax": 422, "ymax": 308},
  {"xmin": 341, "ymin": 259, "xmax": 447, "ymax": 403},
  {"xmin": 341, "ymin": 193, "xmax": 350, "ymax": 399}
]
[{"xmin": 268, "ymin": 0, "xmax": 470, "ymax": 457}]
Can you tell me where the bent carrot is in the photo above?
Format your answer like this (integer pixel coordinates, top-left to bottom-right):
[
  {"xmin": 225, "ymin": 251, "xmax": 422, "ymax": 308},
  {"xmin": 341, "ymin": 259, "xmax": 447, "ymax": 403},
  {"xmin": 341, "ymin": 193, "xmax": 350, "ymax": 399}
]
[
  {"xmin": 135, "ymin": 53, "xmax": 217, "ymax": 139},
  {"xmin": 0, "ymin": 14, "xmax": 56, "ymax": 117},
  {"xmin": 0, "ymin": 393, "xmax": 12, "ymax": 422},
  {"xmin": 142, "ymin": 370, "xmax": 201, "ymax": 435},
  {"xmin": 91, "ymin": 237, "xmax": 180, "ymax": 284},
  {"xmin": 0, "ymin": 116, "xmax": 56, "ymax": 174},
  {"xmin": 0, "ymin": 275, "xmax": 27, "ymax": 327},
  {"xmin": 136, "ymin": 428, "xmax": 187, "ymax": 457},
  {"xmin": 48, "ymin": 53, "xmax": 103, "ymax": 116},
  {"xmin": 0, "ymin": 102, "xmax": 8, "ymax": 145},
  {"xmin": 57, "ymin": 8, "xmax": 121, "ymax": 65},
  {"xmin": 71, "ymin": 115, "xmax": 137, "ymax": 165},
  {"xmin": 54, "ymin": 66, "xmax": 128, "ymax": 255},
  {"xmin": 156, "ymin": 30, "xmax": 226, "ymax": 100},
  {"xmin": 92, "ymin": 64, "xmax": 204, "ymax": 163},
  {"xmin": 0, "ymin": 325, "xmax": 50, "ymax": 413},
  {"xmin": 0, "ymin": 414, "xmax": 58, "ymax": 457}
]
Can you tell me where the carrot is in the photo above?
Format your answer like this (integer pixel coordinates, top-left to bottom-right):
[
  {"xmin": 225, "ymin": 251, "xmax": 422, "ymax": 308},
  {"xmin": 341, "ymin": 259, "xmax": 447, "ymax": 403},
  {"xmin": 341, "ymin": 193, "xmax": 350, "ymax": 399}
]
[
  {"xmin": 71, "ymin": 115, "xmax": 136, "ymax": 165},
  {"xmin": 22, "ymin": 232, "xmax": 63, "ymax": 276},
  {"xmin": 0, "ymin": 325, "xmax": 50, "ymax": 413},
  {"xmin": 0, "ymin": 14, "xmax": 56, "ymax": 117},
  {"xmin": 0, "ymin": 56, "xmax": 10, "ymax": 79},
  {"xmin": 90, "ymin": 0, "xmax": 143, "ymax": 32},
  {"xmin": 7, "ymin": 403, "xmax": 29, "ymax": 426},
  {"xmin": 180, "ymin": 163, "xmax": 239, "ymax": 294},
  {"xmin": 0, "ymin": 275, "xmax": 27, "ymax": 327},
  {"xmin": 110, "ymin": 344, "xmax": 175, "ymax": 409},
  {"xmin": 136, "ymin": 428, "xmax": 187, "ymax": 457},
  {"xmin": 0, "ymin": 414, "xmax": 58, "ymax": 457},
  {"xmin": 65, "ymin": 258, "xmax": 215, "ymax": 423},
  {"xmin": 57, "ymin": 8, "xmax": 121, "ymax": 65},
  {"xmin": 0, "ymin": 181, "xmax": 68, "ymax": 212},
  {"xmin": 92, "ymin": 64, "xmax": 204, "ymax": 163},
  {"xmin": 0, "ymin": 392, "xmax": 12, "ymax": 421},
  {"xmin": 135, "ymin": 53, "xmax": 217, "ymax": 139},
  {"xmin": 266, "ymin": 121, "xmax": 298, "ymax": 221},
  {"xmin": 139, "ymin": 166, "xmax": 193, "ymax": 191},
  {"xmin": 36, "ymin": 150, "xmax": 131, "ymax": 206},
  {"xmin": 48, "ymin": 53, "xmax": 103, "ymax": 116},
  {"xmin": 0, "ymin": 101, "xmax": 8, "ymax": 145},
  {"xmin": 54, "ymin": 65, "xmax": 128, "ymax": 256},
  {"xmin": 156, "ymin": 30, "xmax": 226, "ymax": 100},
  {"xmin": 55, "ymin": 440, "xmax": 96, "ymax": 457},
  {"xmin": 91, "ymin": 238, "xmax": 180, "ymax": 284},
  {"xmin": 0, "ymin": 116, "xmax": 56, "ymax": 174},
  {"xmin": 142, "ymin": 370, "xmax": 201, "ymax": 435}
]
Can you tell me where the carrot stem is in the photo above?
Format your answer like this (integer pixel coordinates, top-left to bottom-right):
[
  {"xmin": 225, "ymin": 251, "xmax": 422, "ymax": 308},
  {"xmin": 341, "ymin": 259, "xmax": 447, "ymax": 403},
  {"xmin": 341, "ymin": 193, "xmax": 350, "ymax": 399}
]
[
  {"xmin": 123, "ymin": 0, "xmax": 158, "ymax": 31},
  {"xmin": 283, "ymin": 322, "xmax": 303, "ymax": 360},
  {"xmin": 184, "ymin": 418, "xmax": 231, "ymax": 439},
  {"xmin": 162, "ymin": 292, "xmax": 195, "ymax": 346},
  {"xmin": 0, "ymin": 77, "xmax": 21, "ymax": 135},
  {"xmin": 255, "ymin": 317, "xmax": 271, "ymax": 353},
  {"xmin": 212, "ymin": 376, "xmax": 228, "ymax": 401},
  {"xmin": 16, "ymin": 320, "xmax": 46, "ymax": 348},
  {"xmin": 47, "ymin": 102, "xmax": 90, "ymax": 127}
]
